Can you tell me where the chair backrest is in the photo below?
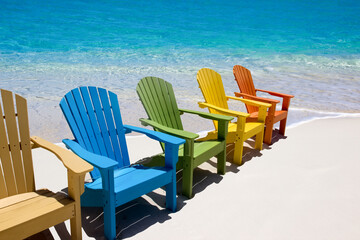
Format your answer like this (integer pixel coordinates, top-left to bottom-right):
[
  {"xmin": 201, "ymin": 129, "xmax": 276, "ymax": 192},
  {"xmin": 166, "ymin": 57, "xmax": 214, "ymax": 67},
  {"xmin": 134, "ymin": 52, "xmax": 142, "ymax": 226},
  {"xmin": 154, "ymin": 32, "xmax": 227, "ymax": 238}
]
[
  {"xmin": 137, "ymin": 77, "xmax": 184, "ymax": 131},
  {"xmin": 60, "ymin": 87, "xmax": 130, "ymax": 180},
  {"xmin": 233, "ymin": 65, "xmax": 258, "ymax": 113},
  {"xmin": 0, "ymin": 89, "xmax": 34, "ymax": 199},
  {"xmin": 197, "ymin": 68, "xmax": 229, "ymax": 111},
  {"xmin": 196, "ymin": 68, "xmax": 229, "ymax": 129}
]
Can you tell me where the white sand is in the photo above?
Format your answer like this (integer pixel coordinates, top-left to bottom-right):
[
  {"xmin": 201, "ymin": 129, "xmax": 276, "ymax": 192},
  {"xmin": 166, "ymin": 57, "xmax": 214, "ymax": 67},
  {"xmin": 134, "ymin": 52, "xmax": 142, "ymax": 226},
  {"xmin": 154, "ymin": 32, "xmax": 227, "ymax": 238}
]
[{"xmin": 30, "ymin": 116, "xmax": 360, "ymax": 239}]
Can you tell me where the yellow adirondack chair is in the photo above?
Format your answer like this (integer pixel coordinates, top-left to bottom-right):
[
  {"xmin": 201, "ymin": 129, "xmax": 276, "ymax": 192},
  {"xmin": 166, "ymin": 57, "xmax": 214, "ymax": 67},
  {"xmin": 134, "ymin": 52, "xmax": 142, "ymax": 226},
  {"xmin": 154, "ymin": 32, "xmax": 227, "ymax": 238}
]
[
  {"xmin": 0, "ymin": 89, "xmax": 93, "ymax": 239},
  {"xmin": 197, "ymin": 68, "xmax": 271, "ymax": 165}
]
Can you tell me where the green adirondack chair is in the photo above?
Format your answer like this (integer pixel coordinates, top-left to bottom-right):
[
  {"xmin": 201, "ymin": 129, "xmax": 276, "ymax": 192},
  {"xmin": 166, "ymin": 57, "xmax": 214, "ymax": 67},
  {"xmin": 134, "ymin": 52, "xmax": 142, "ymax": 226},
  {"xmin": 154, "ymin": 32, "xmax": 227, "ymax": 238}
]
[{"xmin": 136, "ymin": 77, "xmax": 233, "ymax": 198}]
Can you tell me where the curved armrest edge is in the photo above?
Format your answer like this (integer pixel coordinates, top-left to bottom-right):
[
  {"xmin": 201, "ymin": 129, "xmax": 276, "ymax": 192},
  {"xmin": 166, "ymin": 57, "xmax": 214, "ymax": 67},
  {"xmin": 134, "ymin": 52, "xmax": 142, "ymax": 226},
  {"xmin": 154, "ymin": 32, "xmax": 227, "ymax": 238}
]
[
  {"xmin": 124, "ymin": 125, "xmax": 185, "ymax": 146},
  {"xmin": 30, "ymin": 136, "xmax": 93, "ymax": 175},
  {"xmin": 140, "ymin": 118, "xmax": 199, "ymax": 140},
  {"xmin": 62, "ymin": 139, "xmax": 118, "ymax": 170}
]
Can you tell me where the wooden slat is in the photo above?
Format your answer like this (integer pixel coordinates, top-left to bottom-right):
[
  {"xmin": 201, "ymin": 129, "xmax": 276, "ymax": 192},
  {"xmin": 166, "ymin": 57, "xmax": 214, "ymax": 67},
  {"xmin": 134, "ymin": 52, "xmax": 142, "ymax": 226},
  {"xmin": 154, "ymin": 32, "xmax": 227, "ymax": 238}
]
[
  {"xmin": 1, "ymin": 89, "xmax": 26, "ymax": 195},
  {"xmin": 15, "ymin": 94, "xmax": 35, "ymax": 192},
  {"xmin": 0, "ymin": 190, "xmax": 75, "ymax": 239},
  {"xmin": 71, "ymin": 88, "xmax": 100, "ymax": 155},
  {"xmin": 156, "ymin": 79, "xmax": 178, "ymax": 128},
  {"xmin": 0, "ymin": 98, "xmax": 13, "ymax": 198},
  {"xmin": 136, "ymin": 81, "xmax": 152, "ymax": 118},
  {"xmin": 204, "ymin": 69, "xmax": 219, "ymax": 109},
  {"xmin": 59, "ymin": 98, "xmax": 86, "ymax": 147},
  {"xmin": 0, "ymin": 163, "xmax": 7, "ymax": 199},
  {"xmin": 137, "ymin": 79, "xmax": 161, "ymax": 126},
  {"xmin": 137, "ymin": 79, "xmax": 167, "ymax": 152},
  {"xmin": 0, "ymin": 189, "xmax": 51, "ymax": 209},
  {"xmin": 145, "ymin": 77, "xmax": 168, "ymax": 126},
  {"xmin": 88, "ymin": 87, "xmax": 116, "ymax": 160},
  {"xmin": 64, "ymin": 91, "xmax": 93, "ymax": 152},
  {"xmin": 197, "ymin": 68, "xmax": 230, "ymax": 129},
  {"xmin": 98, "ymin": 88, "xmax": 122, "ymax": 167},
  {"xmin": 156, "ymin": 77, "xmax": 182, "ymax": 129},
  {"xmin": 198, "ymin": 70, "xmax": 213, "ymax": 106},
  {"xmin": 137, "ymin": 77, "xmax": 185, "ymax": 152},
  {"xmin": 148, "ymin": 77, "xmax": 172, "ymax": 128},
  {"xmin": 138, "ymin": 77, "xmax": 183, "ymax": 130},
  {"xmin": 212, "ymin": 69, "xmax": 228, "ymax": 109},
  {"xmin": 78, "ymin": 87, "xmax": 106, "ymax": 179},
  {"xmin": 151, "ymin": 77, "xmax": 172, "ymax": 127},
  {"xmin": 233, "ymin": 65, "xmax": 258, "ymax": 113},
  {"xmin": 162, "ymin": 79, "xmax": 183, "ymax": 130},
  {"xmin": 0, "ymin": 203, "xmax": 74, "ymax": 240},
  {"xmin": 79, "ymin": 87, "xmax": 107, "ymax": 157},
  {"xmin": 109, "ymin": 91, "xmax": 130, "ymax": 166},
  {"xmin": 197, "ymin": 68, "xmax": 229, "ymax": 110},
  {"xmin": 138, "ymin": 78, "xmax": 166, "ymax": 136},
  {"xmin": 62, "ymin": 92, "xmax": 101, "ymax": 179},
  {"xmin": 61, "ymin": 94, "xmax": 100, "ymax": 181},
  {"xmin": 0, "ymin": 190, "xmax": 68, "ymax": 218}
]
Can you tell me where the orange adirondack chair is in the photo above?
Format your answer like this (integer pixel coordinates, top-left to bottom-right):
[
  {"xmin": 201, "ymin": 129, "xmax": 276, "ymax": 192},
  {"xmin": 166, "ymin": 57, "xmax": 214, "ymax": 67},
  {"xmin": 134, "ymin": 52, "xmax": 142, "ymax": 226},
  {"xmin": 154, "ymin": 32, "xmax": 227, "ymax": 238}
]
[{"xmin": 233, "ymin": 65, "xmax": 294, "ymax": 144}]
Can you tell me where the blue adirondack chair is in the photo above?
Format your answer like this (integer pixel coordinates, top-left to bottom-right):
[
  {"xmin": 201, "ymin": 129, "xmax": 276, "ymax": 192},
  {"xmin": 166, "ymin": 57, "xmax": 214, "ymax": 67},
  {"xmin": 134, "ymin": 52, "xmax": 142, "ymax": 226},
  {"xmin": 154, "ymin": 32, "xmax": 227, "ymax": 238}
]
[{"xmin": 60, "ymin": 86, "xmax": 185, "ymax": 240}]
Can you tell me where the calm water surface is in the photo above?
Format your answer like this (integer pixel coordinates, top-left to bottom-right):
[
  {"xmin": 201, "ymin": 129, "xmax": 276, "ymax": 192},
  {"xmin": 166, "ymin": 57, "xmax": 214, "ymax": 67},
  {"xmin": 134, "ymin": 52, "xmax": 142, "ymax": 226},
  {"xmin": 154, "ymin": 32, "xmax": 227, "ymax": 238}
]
[{"xmin": 1, "ymin": 0, "xmax": 359, "ymax": 141}]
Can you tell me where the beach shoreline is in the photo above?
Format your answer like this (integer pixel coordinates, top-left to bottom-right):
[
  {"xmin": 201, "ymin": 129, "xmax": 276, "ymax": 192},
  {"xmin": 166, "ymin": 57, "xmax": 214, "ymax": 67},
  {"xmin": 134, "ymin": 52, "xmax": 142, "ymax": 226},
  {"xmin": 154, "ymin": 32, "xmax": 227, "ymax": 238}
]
[{"xmin": 33, "ymin": 106, "xmax": 360, "ymax": 145}]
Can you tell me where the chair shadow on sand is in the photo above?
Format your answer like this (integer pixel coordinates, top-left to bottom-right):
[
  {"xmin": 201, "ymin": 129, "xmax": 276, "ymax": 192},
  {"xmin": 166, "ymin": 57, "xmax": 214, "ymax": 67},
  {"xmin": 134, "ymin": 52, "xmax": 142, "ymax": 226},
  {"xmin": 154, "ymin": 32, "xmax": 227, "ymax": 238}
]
[{"xmin": 78, "ymin": 165, "xmax": 225, "ymax": 239}]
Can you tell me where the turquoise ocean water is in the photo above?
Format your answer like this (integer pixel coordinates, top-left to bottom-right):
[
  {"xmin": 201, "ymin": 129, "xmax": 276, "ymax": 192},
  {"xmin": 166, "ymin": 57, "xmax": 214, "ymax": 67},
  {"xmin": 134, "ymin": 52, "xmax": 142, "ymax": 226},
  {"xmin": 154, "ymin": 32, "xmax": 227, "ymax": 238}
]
[{"xmin": 1, "ymin": 0, "xmax": 359, "ymax": 141}]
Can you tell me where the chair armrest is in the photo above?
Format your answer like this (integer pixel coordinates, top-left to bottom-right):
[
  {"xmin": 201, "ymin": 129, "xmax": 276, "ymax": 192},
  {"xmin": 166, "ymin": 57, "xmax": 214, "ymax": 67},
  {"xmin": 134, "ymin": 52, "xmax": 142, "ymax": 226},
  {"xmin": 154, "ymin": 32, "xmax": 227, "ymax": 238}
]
[
  {"xmin": 124, "ymin": 125, "xmax": 184, "ymax": 169},
  {"xmin": 124, "ymin": 125, "xmax": 185, "ymax": 146},
  {"xmin": 234, "ymin": 92, "xmax": 280, "ymax": 104},
  {"xmin": 255, "ymin": 89, "xmax": 294, "ymax": 99},
  {"xmin": 198, "ymin": 102, "xmax": 250, "ymax": 118},
  {"xmin": 255, "ymin": 89, "xmax": 293, "ymax": 111},
  {"xmin": 226, "ymin": 96, "xmax": 272, "ymax": 108},
  {"xmin": 62, "ymin": 139, "xmax": 118, "ymax": 170},
  {"xmin": 30, "ymin": 136, "xmax": 93, "ymax": 175},
  {"xmin": 179, "ymin": 108, "xmax": 234, "ymax": 122},
  {"xmin": 140, "ymin": 118, "xmax": 199, "ymax": 140}
]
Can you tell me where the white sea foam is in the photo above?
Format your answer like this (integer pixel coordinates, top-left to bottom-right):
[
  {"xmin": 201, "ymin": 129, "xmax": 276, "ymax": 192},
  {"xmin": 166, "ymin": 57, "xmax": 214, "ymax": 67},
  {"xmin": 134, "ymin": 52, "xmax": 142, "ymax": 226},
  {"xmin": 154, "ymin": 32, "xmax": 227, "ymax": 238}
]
[{"xmin": 1, "ymin": 52, "xmax": 359, "ymax": 142}]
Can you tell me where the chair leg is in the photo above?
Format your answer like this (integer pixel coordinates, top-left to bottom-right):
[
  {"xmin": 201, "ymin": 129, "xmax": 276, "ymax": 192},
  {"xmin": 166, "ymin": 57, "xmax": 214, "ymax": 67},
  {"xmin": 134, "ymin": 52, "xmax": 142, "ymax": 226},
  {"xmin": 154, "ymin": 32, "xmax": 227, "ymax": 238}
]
[
  {"xmin": 233, "ymin": 140, "xmax": 244, "ymax": 165},
  {"xmin": 279, "ymin": 118, "xmax": 287, "ymax": 135},
  {"xmin": 68, "ymin": 173, "xmax": 83, "ymax": 240},
  {"xmin": 216, "ymin": 150, "xmax": 226, "ymax": 175},
  {"xmin": 103, "ymin": 196, "xmax": 116, "ymax": 240},
  {"xmin": 70, "ymin": 202, "xmax": 82, "ymax": 240},
  {"xmin": 255, "ymin": 129, "xmax": 264, "ymax": 150},
  {"xmin": 263, "ymin": 123, "xmax": 274, "ymax": 145},
  {"xmin": 102, "ymin": 170, "xmax": 116, "ymax": 240},
  {"xmin": 165, "ymin": 178, "xmax": 177, "ymax": 212},
  {"xmin": 182, "ymin": 159, "xmax": 194, "ymax": 198}
]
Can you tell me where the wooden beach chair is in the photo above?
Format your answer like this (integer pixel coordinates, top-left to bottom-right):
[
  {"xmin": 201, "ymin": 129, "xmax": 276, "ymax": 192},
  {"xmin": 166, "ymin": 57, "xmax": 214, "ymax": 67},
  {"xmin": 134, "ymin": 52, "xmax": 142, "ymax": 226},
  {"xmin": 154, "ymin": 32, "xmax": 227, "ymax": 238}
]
[
  {"xmin": 233, "ymin": 65, "xmax": 294, "ymax": 144},
  {"xmin": 60, "ymin": 86, "xmax": 184, "ymax": 240},
  {"xmin": 0, "ymin": 89, "xmax": 93, "ymax": 239},
  {"xmin": 136, "ymin": 77, "xmax": 233, "ymax": 198},
  {"xmin": 196, "ymin": 68, "xmax": 271, "ymax": 165}
]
